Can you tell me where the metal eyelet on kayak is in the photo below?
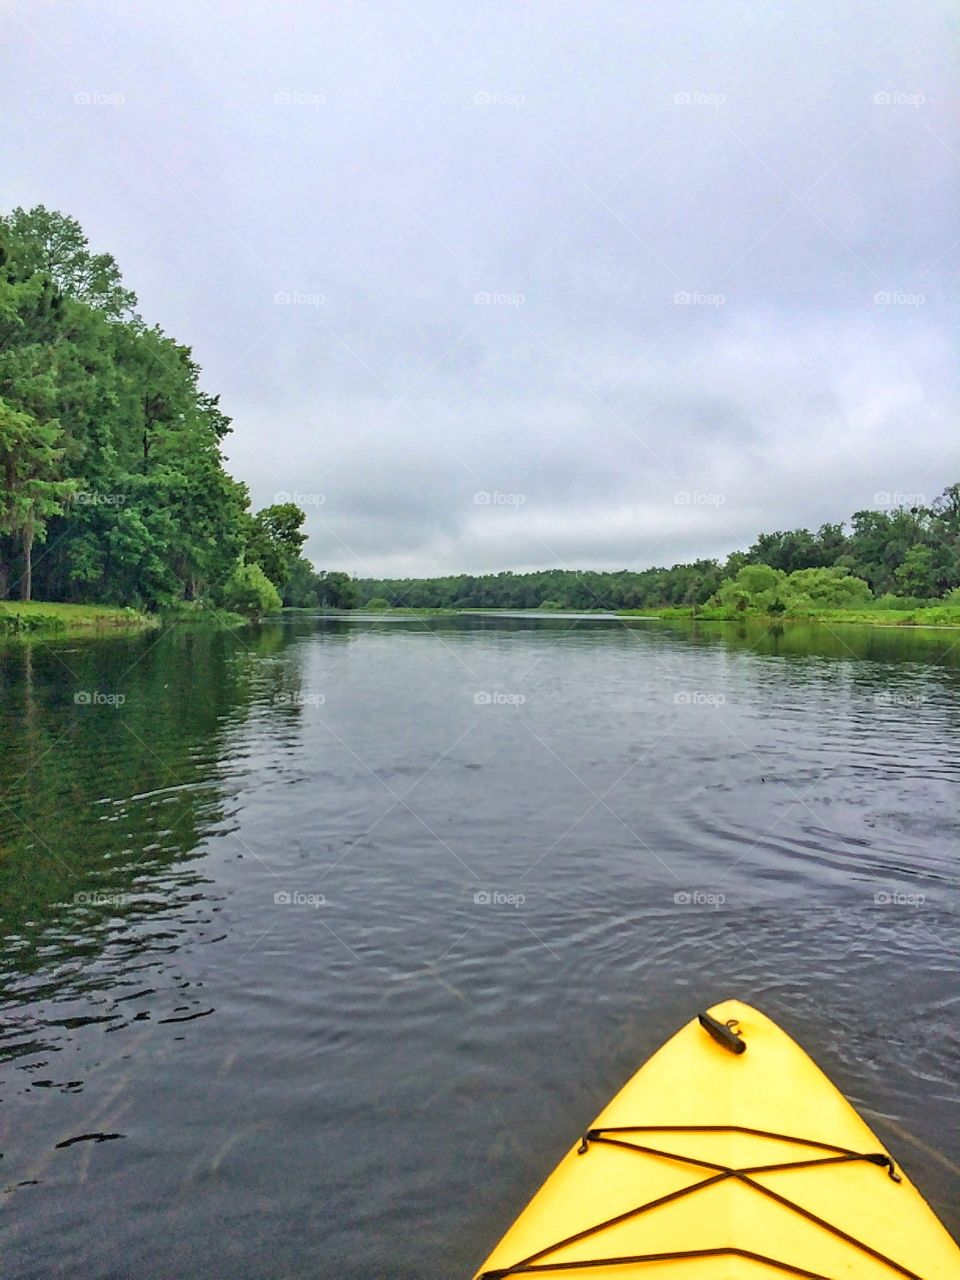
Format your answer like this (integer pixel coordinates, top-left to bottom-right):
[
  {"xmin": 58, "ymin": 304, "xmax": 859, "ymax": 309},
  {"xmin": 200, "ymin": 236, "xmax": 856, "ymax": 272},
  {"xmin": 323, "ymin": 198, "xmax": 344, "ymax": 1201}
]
[
  {"xmin": 577, "ymin": 1128, "xmax": 601, "ymax": 1154},
  {"xmin": 698, "ymin": 1009, "xmax": 747, "ymax": 1053},
  {"xmin": 866, "ymin": 1151, "xmax": 903, "ymax": 1182}
]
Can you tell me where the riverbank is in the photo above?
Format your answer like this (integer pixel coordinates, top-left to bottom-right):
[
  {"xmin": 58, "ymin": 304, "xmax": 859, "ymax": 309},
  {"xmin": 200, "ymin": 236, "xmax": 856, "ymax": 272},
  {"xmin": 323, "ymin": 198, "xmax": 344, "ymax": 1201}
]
[
  {"xmin": 345, "ymin": 603, "xmax": 960, "ymax": 628},
  {"xmin": 618, "ymin": 605, "xmax": 960, "ymax": 628},
  {"xmin": 0, "ymin": 601, "xmax": 253, "ymax": 639},
  {"xmin": 16, "ymin": 600, "xmax": 957, "ymax": 640},
  {"xmin": 0, "ymin": 601, "xmax": 157, "ymax": 635}
]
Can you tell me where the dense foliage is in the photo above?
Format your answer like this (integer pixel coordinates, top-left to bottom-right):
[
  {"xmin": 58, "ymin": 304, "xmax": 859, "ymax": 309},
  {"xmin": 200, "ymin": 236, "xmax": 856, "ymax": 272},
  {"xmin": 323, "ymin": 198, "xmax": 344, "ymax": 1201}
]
[
  {"xmin": 712, "ymin": 565, "xmax": 873, "ymax": 614},
  {"xmin": 355, "ymin": 488, "xmax": 960, "ymax": 612},
  {"xmin": 280, "ymin": 562, "xmax": 357, "ymax": 609},
  {"xmin": 0, "ymin": 206, "xmax": 333, "ymax": 615}
]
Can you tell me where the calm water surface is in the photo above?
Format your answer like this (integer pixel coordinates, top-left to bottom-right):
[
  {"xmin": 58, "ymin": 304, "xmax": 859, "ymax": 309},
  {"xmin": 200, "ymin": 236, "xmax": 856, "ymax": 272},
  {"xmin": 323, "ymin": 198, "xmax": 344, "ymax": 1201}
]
[{"xmin": 2, "ymin": 614, "xmax": 959, "ymax": 1277}]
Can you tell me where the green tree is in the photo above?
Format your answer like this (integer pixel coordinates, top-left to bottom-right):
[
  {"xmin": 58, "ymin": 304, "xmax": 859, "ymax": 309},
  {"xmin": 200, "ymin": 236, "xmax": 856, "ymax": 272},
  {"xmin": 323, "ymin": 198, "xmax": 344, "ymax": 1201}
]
[
  {"xmin": 815, "ymin": 522, "xmax": 849, "ymax": 563},
  {"xmin": 846, "ymin": 508, "xmax": 921, "ymax": 595},
  {"xmin": 282, "ymin": 557, "xmax": 323, "ymax": 608},
  {"xmin": 2, "ymin": 205, "xmax": 136, "ymax": 319},
  {"xmin": 317, "ymin": 570, "xmax": 357, "ymax": 609},
  {"xmin": 0, "ymin": 401, "xmax": 75, "ymax": 598},
  {"xmin": 894, "ymin": 544, "xmax": 937, "ymax": 598},
  {"xmin": 246, "ymin": 503, "xmax": 307, "ymax": 588},
  {"xmin": 748, "ymin": 529, "xmax": 825, "ymax": 573},
  {"xmin": 0, "ymin": 205, "xmax": 256, "ymax": 610},
  {"xmin": 221, "ymin": 562, "xmax": 282, "ymax": 618}
]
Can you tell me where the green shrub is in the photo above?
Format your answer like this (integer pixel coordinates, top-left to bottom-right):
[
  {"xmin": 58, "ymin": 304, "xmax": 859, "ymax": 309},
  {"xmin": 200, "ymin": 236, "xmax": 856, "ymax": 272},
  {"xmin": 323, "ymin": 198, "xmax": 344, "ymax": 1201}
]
[
  {"xmin": 874, "ymin": 593, "xmax": 940, "ymax": 610},
  {"xmin": 221, "ymin": 563, "xmax": 282, "ymax": 618},
  {"xmin": 783, "ymin": 567, "xmax": 872, "ymax": 607},
  {"xmin": 713, "ymin": 565, "xmax": 872, "ymax": 614},
  {"xmin": 0, "ymin": 611, "xmax": 66, "ymax": 632},
  {"xmin": 909, "ymin": 606, "xmax": 960, "ymax": 625}
]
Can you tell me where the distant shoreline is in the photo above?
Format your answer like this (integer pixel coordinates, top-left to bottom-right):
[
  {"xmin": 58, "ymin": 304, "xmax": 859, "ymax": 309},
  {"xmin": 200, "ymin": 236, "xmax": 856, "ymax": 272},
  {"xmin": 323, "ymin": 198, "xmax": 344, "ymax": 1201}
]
[
  {"xmin": 290, "ymin": 604, "xmax": 960, "ymax": 630},
  {"xmin": 617, "ymin": 605, "xmax": 960, "ymax": 629},
  {"xmin": 8, "ymin": 600, "xmax": 960, "ymax": 642}
]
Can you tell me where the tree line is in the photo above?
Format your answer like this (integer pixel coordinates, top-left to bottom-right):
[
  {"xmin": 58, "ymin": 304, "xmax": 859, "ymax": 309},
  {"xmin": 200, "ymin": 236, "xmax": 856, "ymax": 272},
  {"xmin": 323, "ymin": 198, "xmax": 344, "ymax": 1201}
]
[
  {"xmin": 0, "ymin": 206, "xmax": 356, "ymax": 614},
  {"xmin": 355, "ymin": 489, "xmax": 960, "ymax": 611},
  {"xmin": 3, "ymin": 206, "xmax": 956, "ymax": 619}
]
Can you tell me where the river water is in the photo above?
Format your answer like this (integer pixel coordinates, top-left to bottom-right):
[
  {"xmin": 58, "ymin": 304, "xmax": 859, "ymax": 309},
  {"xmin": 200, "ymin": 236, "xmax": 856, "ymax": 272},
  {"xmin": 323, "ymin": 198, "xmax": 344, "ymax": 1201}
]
[{"xmin": 2, "ymin": 613, "xmax": 958, "ymax": 1277}]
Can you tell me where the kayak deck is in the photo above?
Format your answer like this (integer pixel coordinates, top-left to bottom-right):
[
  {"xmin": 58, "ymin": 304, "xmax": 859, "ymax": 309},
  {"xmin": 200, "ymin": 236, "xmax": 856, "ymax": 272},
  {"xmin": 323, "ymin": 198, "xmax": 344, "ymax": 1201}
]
[{"xmin": 474, "ymin": 1000, "xmax": 960, "ymax": 1279}]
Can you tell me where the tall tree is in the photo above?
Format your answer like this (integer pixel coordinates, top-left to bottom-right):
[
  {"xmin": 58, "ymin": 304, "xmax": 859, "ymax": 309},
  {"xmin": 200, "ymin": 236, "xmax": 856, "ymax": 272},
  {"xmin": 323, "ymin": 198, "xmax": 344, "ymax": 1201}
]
[
  {"xmin": 0, "ymin": 206, "xmax": 254, "ymax": 609},
  {"xmin": 3, "ymin": 206, "xmax": 136, "ymax": 319},
  {"xmin": 245, "ymin": 503, "xmax": 307, "ymax": 588},
  {"xmin": 320, "ymin": 570, "xmax": 357, "ymax": 609},
  {"xmin": 0, "ymin": 401, "xmax": 75, "ymax": 598}
]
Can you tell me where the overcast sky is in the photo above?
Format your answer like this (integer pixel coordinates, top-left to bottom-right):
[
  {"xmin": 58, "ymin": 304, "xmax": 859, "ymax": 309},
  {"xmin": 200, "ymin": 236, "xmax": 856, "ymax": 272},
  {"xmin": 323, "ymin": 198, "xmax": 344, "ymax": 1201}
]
[{"xmin": 2, "ymin": 1, "xmax": 957, "ymax": 578}]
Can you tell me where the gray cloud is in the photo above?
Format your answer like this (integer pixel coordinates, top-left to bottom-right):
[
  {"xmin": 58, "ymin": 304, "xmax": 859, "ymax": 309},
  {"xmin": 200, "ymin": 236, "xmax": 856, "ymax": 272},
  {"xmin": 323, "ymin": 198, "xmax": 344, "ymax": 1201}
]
[{"xmin": 2, "ymin": 0, "xmax": 956, "ymax": 577}]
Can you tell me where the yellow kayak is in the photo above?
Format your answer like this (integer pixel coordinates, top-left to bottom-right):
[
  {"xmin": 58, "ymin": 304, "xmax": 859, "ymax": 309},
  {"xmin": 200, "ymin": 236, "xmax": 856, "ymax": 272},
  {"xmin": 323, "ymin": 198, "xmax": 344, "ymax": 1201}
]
[{"xmin": 474, "ymin": 1000, "xmax": 960, "ymax": 1279}]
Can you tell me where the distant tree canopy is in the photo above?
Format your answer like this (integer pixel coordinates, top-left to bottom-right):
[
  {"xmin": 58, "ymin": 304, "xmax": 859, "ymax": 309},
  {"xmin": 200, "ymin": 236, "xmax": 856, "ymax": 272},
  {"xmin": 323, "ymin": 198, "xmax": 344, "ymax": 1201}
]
[
  {"xmin": 353, "ymin": 488, "xmax": 960, "ymax": 612},
  {"xmin": 279, "ymin": 562, "xmax": 357, "ymax": 610},
  {"xmin": 0, "ymin": 205, "xmax": 352, "ymax": 614}
]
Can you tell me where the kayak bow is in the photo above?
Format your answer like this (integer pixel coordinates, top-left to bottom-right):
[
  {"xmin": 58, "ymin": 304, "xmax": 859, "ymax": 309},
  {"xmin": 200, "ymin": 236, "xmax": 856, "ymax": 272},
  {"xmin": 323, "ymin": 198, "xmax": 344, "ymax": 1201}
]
[{"xmin": 474, "ymin": 1000, "xmax": 960, "ymax": 1279}]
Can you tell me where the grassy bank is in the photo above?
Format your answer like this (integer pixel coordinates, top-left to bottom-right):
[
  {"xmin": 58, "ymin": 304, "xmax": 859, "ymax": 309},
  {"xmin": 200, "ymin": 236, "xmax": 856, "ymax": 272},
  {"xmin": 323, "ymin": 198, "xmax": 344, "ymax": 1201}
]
[
  {"xmin": 618, "ymin": 605, "xmax": 960, "ymax": 628},
  {"xmin": 0, "ymin": 601, "xmax": 158, "ymax": 635},
  {"xmin": 0, "ymin": 600, "xmax": 253, "ymax": 638},
  {"xmin": 160, "ymin": 602, "xmax": 248, "ymax": 629}
]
